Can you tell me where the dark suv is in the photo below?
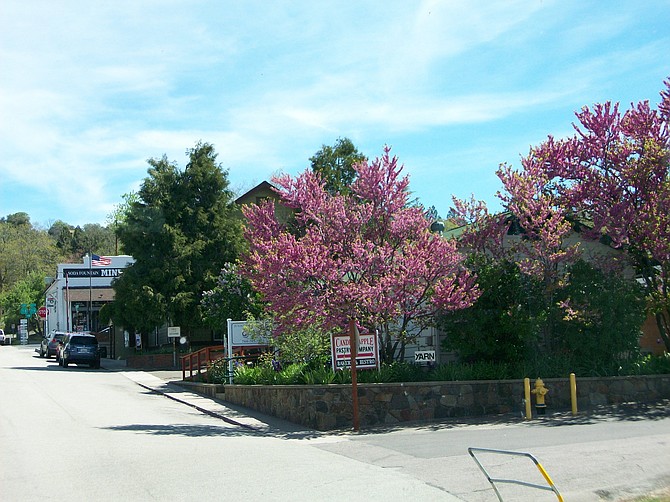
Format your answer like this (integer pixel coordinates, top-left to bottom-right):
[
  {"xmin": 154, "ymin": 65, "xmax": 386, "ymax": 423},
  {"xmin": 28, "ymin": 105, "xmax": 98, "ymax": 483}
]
[{"xmin": 60, "ymin": 333, "xmax": 101, "ymax": 369}]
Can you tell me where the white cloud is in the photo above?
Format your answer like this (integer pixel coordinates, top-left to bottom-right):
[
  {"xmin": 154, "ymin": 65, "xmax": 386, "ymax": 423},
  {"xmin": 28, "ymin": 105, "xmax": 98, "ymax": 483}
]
[{"xmin": 1, "ymin": 0, "xmax": 668, "ymax": 226}]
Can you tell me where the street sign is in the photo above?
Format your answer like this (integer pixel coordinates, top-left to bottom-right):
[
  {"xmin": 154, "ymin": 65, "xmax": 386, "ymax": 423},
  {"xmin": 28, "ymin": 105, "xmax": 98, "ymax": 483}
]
[
  {"xmin": 38, "ymin": 306, "xmax": 47, "ymax": 319},
  {"xmin": 167, "ymin": 326, "xmax": 181, "ymax": 338},
  {"xmin": 20, "ymin": 303, "xmax": 37, "ymax": 316},
  {"xmin": 19, "ymin": 319, "xmax": 28, "ymax": 345}
]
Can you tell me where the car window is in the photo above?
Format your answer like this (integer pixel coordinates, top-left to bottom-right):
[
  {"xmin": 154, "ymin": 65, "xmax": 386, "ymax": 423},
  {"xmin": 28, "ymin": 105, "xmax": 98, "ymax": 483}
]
[{"xmin": 71, "ymin": 336, "xmax": 97, "ymax": 346}]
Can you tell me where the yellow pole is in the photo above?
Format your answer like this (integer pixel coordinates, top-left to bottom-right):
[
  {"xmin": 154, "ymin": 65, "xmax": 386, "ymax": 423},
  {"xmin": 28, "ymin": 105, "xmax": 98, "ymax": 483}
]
[
  {"xmin": 570, "ymin": 373, "xmax": 578, "ymax": 415},
  {"xmin": 536, "ymin": 462, "xmax": 565, "ymax": 502},
  {"xmin": 524, "ymin": 377, "xmax": 532, "ymax": 420}
]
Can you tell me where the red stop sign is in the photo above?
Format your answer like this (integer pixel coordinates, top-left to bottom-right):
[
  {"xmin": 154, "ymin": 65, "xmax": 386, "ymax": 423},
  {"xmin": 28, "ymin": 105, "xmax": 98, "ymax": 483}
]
[{"xmin": 38, "ymin": 306, "xmax": 47, "ymax": 319}]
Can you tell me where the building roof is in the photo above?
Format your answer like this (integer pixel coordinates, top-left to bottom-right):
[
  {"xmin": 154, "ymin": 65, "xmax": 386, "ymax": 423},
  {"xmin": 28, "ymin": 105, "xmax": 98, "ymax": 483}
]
[{"xmin": 235, "ymin": 180, "xmax": 281, "ymax": 205}]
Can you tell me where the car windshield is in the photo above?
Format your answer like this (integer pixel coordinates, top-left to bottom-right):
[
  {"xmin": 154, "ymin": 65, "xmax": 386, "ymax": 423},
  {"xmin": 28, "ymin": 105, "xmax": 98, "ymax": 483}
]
[{"xmin": 71, "ymin": 336, "xmax": 97, "ymax": 346}]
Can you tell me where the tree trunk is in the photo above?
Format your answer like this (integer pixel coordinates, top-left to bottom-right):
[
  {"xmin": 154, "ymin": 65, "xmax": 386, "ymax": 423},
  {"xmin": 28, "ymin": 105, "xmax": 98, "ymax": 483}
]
[{"xmin": 654, "ymin": 311, "xmax": 670, "ymax": 352}]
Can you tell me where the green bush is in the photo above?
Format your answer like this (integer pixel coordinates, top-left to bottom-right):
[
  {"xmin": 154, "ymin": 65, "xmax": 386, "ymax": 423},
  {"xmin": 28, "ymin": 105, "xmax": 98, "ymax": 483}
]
[
  {"xmin": 625, "ymin": 354, "xmax": 670, "ymax": 375},
  {"xmin": 207, "ymin": 359, "xmax": 232, "ymax": 382},
  {"xmin": 333, "ymin": 368, "xmax": 352, "ymax": 384},
  {"xmin": 216, "ymin": 353, "xmax": 670, "ymax": 385},
  {"xmin": 301, "ymin": 366, "xmax": 336, "ymax": 384},
  {"xmin": 430, "ymin": 361, "xmax": 514, "ymax": 381},
  {"xmin": 275, "ymin": 362, "xmax": 308, "ymax": 384}
]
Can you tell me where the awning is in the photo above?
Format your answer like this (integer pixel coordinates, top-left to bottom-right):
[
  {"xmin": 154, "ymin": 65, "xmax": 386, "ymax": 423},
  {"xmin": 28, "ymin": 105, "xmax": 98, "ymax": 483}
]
[{"xmin": 64, "ymin": 288, "xmax": 115, "ymax": 302}]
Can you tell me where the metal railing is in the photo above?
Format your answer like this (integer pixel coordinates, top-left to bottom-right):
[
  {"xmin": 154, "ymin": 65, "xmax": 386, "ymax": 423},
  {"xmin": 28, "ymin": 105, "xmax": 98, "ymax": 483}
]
[{"xmin": 468, "ymin": 447, "xmax": 563, "ymax": 501}]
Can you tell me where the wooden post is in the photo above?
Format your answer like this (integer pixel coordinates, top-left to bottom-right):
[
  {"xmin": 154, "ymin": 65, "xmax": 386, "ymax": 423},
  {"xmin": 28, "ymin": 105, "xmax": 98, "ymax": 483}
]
[{"xmin": 349, "ymin": 319, "xmax": 360, "ymax": 431}]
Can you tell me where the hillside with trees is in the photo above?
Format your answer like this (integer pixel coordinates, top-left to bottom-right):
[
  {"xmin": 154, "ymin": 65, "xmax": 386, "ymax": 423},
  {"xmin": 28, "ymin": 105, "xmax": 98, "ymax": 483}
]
[{"xmin": 0, "ymin": 213, "xmax": 116, "ymax": 335}]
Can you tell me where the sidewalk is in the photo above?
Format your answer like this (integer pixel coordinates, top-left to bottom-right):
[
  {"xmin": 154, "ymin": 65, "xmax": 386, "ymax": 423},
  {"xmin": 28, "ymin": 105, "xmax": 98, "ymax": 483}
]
[{"xmin": 100, "ymin": 357, "xmax": 316, "ymax": 437}]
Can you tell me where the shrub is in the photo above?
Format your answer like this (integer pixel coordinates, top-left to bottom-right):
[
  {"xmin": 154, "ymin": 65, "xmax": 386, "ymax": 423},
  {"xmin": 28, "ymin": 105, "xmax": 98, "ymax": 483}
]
[
  {"xmin": 207, "ymin": 358, "xmax": 231, "ymax": 383},
  {"xmin": 301, "ymin": 366, "xmax": 336, "ymax": 384},
  {"xmin": 218, "ymin": 353, "xmax": 670, "ymax": 385},
  {"xmin": 274, "ymin": 362, "xmax": 308, "ymax": 384}
]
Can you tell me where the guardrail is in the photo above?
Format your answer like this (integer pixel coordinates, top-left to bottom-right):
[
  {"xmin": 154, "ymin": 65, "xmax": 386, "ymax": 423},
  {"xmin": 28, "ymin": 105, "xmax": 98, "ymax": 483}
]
[
  {"xmin": 468, "ymin": 447, "xmax": 563, "ymax": 501},
  {"xmin": 181, "ymin": 345, "xmax": 226, "ymax": 381}
]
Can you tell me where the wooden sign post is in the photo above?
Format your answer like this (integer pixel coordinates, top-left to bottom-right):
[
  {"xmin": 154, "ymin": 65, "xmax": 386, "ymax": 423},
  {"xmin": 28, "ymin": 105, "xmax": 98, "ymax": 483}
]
[{"xmin": 349, "ymin": 319, "xmax": 360, "ymax": 431}]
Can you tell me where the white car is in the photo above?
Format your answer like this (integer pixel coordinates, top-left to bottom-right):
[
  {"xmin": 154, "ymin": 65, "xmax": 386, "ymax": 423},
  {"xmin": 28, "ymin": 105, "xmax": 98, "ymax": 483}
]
[{"xmin": 0, "ymin": 329, "xmax": 5, "ymax": 345}]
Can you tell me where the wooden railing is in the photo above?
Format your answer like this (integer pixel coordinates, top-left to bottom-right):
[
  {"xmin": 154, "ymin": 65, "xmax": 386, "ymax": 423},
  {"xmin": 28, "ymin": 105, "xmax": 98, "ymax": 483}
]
[{"xmin": 181, "ymin": 345, "xmax": 226, "ymax": 381}]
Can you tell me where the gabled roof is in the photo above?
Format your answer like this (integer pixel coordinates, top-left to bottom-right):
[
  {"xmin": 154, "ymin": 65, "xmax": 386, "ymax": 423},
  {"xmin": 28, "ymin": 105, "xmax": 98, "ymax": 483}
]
[{"xmin": 235, "ymin": 180, "xmax": 281, "ymax": 205}]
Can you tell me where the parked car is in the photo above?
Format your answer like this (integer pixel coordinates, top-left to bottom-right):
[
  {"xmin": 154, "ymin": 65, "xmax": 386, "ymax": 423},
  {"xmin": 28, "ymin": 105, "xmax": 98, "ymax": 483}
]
[
  {"xmin": 61, "ymin": 333, "xmax": 100, "ymax": 369},
  {"xmin": 37, "ymin": 332, "xmax": 68, "ymax": 358},
  {"xmin": 0, "ymin": 329, "xmax": 5, "ymax": 345}
]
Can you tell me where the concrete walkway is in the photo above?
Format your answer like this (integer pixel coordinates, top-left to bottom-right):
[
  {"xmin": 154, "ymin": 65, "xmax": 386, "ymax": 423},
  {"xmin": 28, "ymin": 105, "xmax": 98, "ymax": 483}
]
[{"xmin": 101, "ymin": 357, "xmax": 316, "ymax": 437}]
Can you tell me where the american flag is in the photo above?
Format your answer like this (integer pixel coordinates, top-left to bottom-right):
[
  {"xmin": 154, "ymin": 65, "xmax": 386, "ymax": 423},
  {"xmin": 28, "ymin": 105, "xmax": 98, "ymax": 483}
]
[{"xmin": 91, "ymin": 254, "xmax": 112, "ymax": 266}]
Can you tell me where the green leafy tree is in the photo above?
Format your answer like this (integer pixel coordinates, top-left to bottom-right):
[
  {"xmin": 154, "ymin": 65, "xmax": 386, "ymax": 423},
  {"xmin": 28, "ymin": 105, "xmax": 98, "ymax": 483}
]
[
  {"xmin": 106, "ymin": 192, "xmax": 140, "ymax": 255},
  {"xmin": 201, "ymin": 262, "xmax": 263, "ymax": 334},
  {"xmin": 1, "ymin": 212, "xmax": 31, "ymax": 226},
  {"xmin": 112, "ymin": 142, "xmax": 243, "ymax": 339},
  {"xmin": 0, "ymin": 271, "xmax": 47, "ymax": 336},
  {"xmin": 0, "ymin": 219, "xmax": 59, "ymax": 293},
  {"xmin": 439, "ymin": 258, "xmax": 545, "ymax": 363},
  {"xmin": 554, "ymin": 260, "xmax": 646, "ymax": 373},
  {"xmin": 47, "ymin": 220, "xmax": 75, "ymax": 256},
  {"xmin": 243, "ymin": 313, "xmax": 333, "ymax": 367},
  {"xmin": 309, "ymin": 137, "xmax": 366, "ymax": 195}
]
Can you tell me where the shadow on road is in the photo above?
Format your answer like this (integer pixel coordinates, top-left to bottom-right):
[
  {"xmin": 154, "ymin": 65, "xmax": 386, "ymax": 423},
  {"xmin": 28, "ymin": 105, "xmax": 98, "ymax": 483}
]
[
  {"xmin": 100, "ymin": 421, "xmax": 326, "ymax": 440},
  {"xmin": 10, "ymin": 364, "xmax": 103, "ymax": 372},
  {"xmin": 101, "ymin": 423, "xmax": 264, "ymax": 438},
  {"xmin": 350, "ymin": 399, "xmax": 670, "ymax": 435}
]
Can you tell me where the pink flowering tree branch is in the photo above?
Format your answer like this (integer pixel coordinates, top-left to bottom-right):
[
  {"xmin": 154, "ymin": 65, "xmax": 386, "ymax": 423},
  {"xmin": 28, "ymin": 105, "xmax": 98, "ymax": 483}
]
[{"xmin": 242, "ymin": 146, "xmax": 479, "ymax": 362}]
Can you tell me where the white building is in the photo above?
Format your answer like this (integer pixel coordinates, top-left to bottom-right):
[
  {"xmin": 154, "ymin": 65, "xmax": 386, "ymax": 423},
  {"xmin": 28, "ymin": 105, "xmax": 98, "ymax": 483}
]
[{"xmin": 44, "ymin": 255, "xmax": 134, "ymax": 335}]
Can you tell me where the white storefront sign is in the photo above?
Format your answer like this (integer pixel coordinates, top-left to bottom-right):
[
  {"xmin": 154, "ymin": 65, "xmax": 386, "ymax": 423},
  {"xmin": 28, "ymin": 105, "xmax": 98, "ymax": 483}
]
[{"xmin": 331, "ymin": 332, "xmax": 379, "ymax": 370}]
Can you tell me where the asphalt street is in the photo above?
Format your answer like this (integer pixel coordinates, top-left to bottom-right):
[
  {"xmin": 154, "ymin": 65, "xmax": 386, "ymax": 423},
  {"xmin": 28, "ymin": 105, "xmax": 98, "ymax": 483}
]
[{"xmin": 2, "ymin": 344, "xmax": 670, "ymax": 501}]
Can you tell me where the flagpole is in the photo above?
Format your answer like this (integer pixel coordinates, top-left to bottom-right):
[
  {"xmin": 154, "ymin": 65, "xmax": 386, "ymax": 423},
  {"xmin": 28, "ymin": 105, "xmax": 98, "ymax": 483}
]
[
  {"xmin": 89, "ymin": 249, "xmax": 92, "ymax": 332},
  {"xmin": 65, "ymin": 272, "xmax": 70, "ymax": 331}
]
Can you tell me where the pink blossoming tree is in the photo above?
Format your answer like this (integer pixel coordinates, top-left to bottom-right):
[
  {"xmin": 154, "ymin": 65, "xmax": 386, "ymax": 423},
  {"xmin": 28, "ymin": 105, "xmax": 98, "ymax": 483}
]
[
  {"xmin": 458, "ymin": 79, "xmax": 670, "ymax": 352},
  {"xmin": 450, "ymin": 79, "xmax": 670, "ymax": 355},
  {"xmin": 530, "ymin": 79, "xmax": 670, "ymax": 351},
  {"xmin": 242, "ymin": 147, "xmax": 479, "ymax": 362}
]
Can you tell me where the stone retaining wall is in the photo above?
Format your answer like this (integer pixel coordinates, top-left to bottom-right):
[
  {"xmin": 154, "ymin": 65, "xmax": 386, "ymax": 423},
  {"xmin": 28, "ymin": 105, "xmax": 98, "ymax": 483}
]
[{"xmin": 178, "ymin": 374, "xmax": 670, "ymax": 431}]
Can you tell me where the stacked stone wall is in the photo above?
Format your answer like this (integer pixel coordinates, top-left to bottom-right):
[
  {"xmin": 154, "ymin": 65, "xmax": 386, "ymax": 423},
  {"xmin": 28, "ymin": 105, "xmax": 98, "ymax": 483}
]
[{"xmin": 180, "ymin": 375, "xmax": 670, "ymax": 431}]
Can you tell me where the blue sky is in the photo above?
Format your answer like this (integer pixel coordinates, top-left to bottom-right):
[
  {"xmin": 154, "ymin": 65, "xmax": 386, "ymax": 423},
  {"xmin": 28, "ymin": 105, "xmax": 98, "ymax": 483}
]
[{"xmin": 1, "ymin": 1, "xmax": 668, "ymax": 228}]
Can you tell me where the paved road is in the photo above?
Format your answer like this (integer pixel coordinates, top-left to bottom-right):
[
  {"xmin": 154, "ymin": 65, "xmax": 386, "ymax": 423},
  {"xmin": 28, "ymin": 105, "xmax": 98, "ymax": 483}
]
[{"xmin": 1, "ymin": 344, "xmax": 669, "ymax": 501}]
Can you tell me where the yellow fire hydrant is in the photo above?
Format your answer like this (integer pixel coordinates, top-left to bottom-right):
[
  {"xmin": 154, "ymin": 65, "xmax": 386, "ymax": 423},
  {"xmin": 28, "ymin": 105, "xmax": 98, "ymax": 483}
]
[{"xmin": 531, "ymin": 378, "xmax": 548, "ymax": 415}]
